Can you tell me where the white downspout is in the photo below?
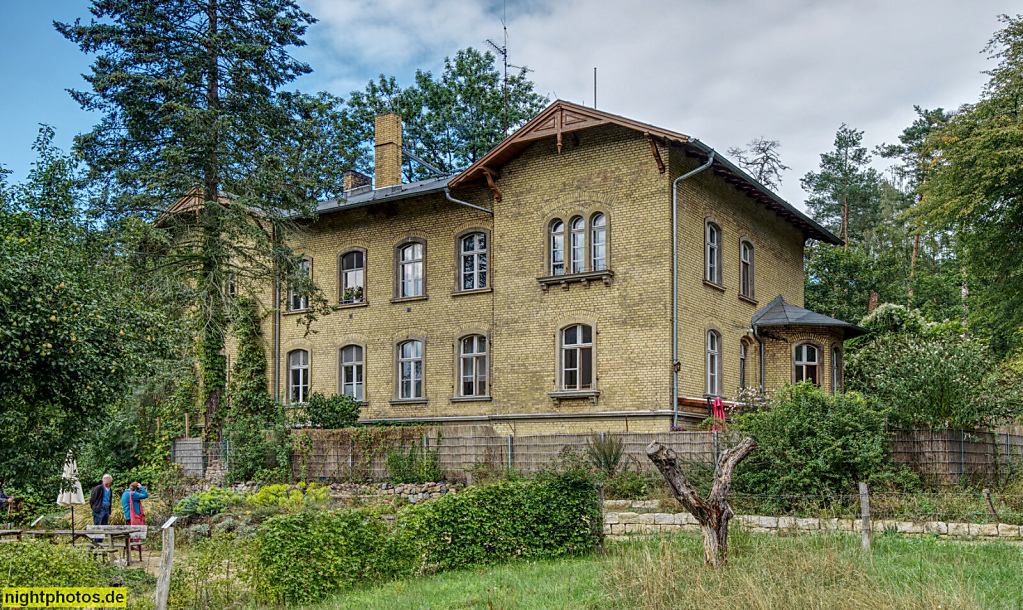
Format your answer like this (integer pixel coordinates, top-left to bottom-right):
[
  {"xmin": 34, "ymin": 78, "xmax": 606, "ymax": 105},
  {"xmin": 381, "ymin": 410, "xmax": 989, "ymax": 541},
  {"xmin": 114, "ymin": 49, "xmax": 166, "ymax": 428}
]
[{"xmin": 672, "ymin": 150, "xmax": 716, "ymax": 428}]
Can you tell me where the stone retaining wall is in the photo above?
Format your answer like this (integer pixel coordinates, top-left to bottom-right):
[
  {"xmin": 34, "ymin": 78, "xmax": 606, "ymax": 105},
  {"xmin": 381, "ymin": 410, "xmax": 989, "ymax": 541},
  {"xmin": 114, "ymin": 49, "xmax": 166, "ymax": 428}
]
[{"xmin": 602, "ymin": 501, "xmax": 1023, "ymax": 540}]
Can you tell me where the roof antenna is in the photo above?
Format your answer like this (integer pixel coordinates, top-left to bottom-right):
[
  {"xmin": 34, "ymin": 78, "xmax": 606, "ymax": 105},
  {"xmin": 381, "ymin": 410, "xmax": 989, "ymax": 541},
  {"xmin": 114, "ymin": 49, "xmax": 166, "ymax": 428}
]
[{"xmin": 487, "ymin": 0, "xmax": 532, "ymax": 137}]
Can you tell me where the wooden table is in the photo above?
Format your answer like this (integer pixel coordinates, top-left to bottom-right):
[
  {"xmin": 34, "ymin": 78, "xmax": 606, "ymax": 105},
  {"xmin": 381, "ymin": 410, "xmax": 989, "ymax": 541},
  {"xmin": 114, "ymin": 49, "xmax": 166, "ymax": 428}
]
[{"xmin": 86, "ymin": 525, "xmax": 148, "ymax": 564}]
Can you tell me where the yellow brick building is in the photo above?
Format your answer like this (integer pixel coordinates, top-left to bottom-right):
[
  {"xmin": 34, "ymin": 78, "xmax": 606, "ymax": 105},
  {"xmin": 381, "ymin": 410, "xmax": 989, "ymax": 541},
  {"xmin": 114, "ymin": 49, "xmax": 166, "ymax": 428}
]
[{"xmin": 261, "ymin": 101, "xmax": 864, "ymax": 434}]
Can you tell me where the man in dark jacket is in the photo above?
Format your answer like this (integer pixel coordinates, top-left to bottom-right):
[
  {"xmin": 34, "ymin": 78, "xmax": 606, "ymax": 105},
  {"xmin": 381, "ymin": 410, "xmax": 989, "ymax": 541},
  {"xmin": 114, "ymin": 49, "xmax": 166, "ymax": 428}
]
[{"xmin": 89, "ymin": 474, "xmax": 113, "ymax": 525}]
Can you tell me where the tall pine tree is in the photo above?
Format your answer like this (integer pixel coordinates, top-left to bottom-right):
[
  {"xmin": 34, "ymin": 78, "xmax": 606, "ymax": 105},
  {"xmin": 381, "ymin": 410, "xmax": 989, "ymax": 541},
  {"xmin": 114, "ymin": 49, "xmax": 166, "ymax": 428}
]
[{"xmin": 57, "ymin": 0, "xmax": 328, "ymax": 437}]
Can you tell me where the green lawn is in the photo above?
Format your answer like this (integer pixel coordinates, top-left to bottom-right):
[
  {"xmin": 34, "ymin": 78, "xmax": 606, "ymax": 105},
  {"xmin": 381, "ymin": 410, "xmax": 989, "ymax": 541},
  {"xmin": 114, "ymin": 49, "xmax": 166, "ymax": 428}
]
[{"xmin": 309, "ymin": 531, "xmax": 1023, "ymax": 610}]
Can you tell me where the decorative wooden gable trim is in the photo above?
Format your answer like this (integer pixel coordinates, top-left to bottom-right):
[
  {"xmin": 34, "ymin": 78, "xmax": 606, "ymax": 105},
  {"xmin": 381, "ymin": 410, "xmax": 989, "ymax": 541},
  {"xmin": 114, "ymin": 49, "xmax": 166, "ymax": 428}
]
[{"xmin": 448, "ymin": 100, "xmax": 691, "ymax": 190}]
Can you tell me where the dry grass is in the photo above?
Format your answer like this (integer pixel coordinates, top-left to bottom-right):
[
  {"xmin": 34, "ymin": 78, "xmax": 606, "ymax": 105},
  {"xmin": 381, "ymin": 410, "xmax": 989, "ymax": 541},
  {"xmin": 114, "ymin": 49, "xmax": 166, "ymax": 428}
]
[{"xmin": 602, "ymin": 532, "xmax": 1022, "ymax": 610}]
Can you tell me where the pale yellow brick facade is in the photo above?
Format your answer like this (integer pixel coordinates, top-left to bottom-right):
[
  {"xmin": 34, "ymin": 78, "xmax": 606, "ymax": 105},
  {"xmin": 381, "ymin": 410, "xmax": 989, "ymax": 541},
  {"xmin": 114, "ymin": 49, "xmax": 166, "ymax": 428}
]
[{"xmin": 249, "ymin": 102, "xmax": 850, "ymax": 434}]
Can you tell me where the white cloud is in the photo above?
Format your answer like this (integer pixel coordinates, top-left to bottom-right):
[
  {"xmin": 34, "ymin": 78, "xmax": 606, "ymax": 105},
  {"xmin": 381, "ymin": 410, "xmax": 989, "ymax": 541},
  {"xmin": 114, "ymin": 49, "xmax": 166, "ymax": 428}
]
[{"xmin": 297, "ymin": 0, "xmax": 1016, "ymax": 207}]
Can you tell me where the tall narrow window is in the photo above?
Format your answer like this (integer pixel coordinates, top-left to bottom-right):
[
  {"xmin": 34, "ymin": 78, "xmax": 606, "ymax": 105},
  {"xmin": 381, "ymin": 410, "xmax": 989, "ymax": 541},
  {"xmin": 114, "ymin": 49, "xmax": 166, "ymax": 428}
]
[
  {"xmin": 287, "ymin": 349, "xmax": 309, "ymax": 403},
  {"xmin": 561, "ymin": 324, "xmax": 594, "ymax": 390},
  {"xmin": 569, "ymin": 217, "xmax": 586, "ymax": 273},
  {"xmin": 739, "ymin": 341, "xmax": 747, "ymax": 389},
  {"xmin": 459, "ymin": 335, "xmax": 488, "ymax": 397},
  {"xmin": 550, "ymin": 220, "xmax": 565, "ymax": 275},
  {"xmin": 795, "ymin": 344, "xmax": 819, "ymax": 386},
  {"xmin": 705, "ymin": 223, "xmax": 720, "ymax": 284},
  {"xmin": 289, "ymin": 259, "xmax": 310, "ymax": 311},
  {"xmin": 340, "ymin": 251, "xmax": 364, "ymax": 304},
  {"xmin": 398, "ymin": 340, "xmax": 423, "ymax": 399},
  {"xmin": 399, "ymin": 242, "xmax": 424, "ymax": 298},
  {"xmin": 706, "ymin": 330, "xmax": 720, "ymax": 395},
  {"xmin": 831, "ymin": 345, "xmax": 841, "ymax": 394},
  {"xmin": 460, "ymin": 233, "xmax": 488, "ymax": 291},
  {"xmin": 591, "ymin": 213, "xmax": 607, "ymax": 271},
  {"xmin": 740, "ymin": 240, "xmax": 755, "ymax": 298},
  {"xmin": 340, "ymin": 345, "xmax": 364, "ymax": 401}
]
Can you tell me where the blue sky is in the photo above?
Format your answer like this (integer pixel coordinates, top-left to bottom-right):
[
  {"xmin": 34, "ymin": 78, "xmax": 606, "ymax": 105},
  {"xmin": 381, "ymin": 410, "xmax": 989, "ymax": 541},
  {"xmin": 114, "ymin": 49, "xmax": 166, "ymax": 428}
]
[{"xmin": 1, "ymin": 1, "xmax": 1018, "ymax": 208}]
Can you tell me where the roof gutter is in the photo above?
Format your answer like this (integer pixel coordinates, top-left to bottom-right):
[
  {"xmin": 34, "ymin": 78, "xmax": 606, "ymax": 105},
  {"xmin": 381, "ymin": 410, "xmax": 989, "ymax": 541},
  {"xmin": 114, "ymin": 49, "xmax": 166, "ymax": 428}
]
[
  {"xmin": 444, "ymin": 187, "xmax": 493, "ymax": 215},
  {"xmin": 672, "ymin": 149, "xmax": 716, "ymax": 428}
]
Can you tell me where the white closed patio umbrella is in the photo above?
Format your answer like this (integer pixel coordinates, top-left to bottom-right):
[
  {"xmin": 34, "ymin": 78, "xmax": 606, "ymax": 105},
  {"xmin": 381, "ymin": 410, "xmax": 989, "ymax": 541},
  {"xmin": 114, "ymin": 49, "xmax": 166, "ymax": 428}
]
[{"xmin": 56, "ymin": 451, "xmax": 86, "ymax": 543}]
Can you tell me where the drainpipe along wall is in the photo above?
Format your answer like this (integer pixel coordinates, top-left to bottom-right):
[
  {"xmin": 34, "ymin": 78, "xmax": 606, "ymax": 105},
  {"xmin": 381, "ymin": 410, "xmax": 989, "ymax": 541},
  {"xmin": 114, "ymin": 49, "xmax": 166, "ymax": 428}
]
[{"xmin": 672, "ymin": 149, "xmax": 716, "ymax": 428}]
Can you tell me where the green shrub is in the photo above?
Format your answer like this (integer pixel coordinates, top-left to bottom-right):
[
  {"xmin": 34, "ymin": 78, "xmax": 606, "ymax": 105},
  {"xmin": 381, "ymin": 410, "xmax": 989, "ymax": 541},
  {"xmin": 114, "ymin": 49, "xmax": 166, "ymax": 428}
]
[
  {"xmin": 386, "ymin": 439, "xmax": 441, "ymax": 483},
  {"xmin": 169, "ymin": 531, "xmax": 249, "ymax": 609},
  {"xmin": 251, "ymin": 473, "xmax": 602, "ymax": 605},
  {"xmin": 174, "ymin": 487, "xmax": 244, "ymax": 519},
  {"xmin": 251, "ymin": 509, "xmax": 395, "ymax": 606},
  {"xmin": 734, "ymin": 383, "xmax": 891, "ymax": 498},
  {"xmin": 585, "ymin": 433, "xmax": 625, "ymax": 478},
  {"xmin": 245, "ymin": 482, "xmax": 328, "ymax": 509},
  {"xmin": 0, "ymin": 540, "xmax": 108, "ymax": 587},
  {"xmin": 305, "ymin": 392, "xmax": 361, "ymax": 429}
]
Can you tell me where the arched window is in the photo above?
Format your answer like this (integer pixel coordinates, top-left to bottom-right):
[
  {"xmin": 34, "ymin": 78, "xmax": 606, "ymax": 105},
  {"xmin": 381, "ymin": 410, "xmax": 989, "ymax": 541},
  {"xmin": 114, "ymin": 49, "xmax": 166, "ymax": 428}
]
[
  {"xmin": 739, "ymin": 340, "xmax": 748, "ymax": 389},
  {"xmin": 705, "ymin": 223, "xmax": 721, "ymax": 284},
  {"xmin": 794, "ymin": 343, "xmax": 820, "ymax": 386},
  {"xmin": 706, "ymin": 330, "xmax": 721, "ymax": 395},
  {"xmin": 831, "ymin": 345, "xmax": 842, "ymax": 394},
  {"xmin": 591, "ymin": 213, "xmax": 607, "ymax": 271},
  {"xmin": 550, "ymin": 220, "xmax": 565, "ymax": 276},
  {"xmin": 289, "ymin": 259, "xmax": 311, "ymax": 311},
  {"xmin": 398, "ymin": 340, "xmax": 423, "ymax": 399},
  {"xmin": 398, "ymin": 242, "xmax": 424, "ymax": 298},
  {"xmin": 340, "ymin": 250, "xmax": 365, "ymax": 304},
  {"xmin": 459, "ymin": 335, "xmax": 488, "ymax": 397},
  {"xmin": 561, "ymin": 324, "xmax": 594, "ymax": 390},
  {"xmin": 740, "ymin": 240, "xmax": 755, "ymax": 298},
  {"xmin": 569, "ymin": 217, "xmax": 586, "ymax": 274},
  {"xmin": 460, "ymin": 232, "xmax": 488, "ymax": 291},
  {"xmin": 287, "ymin": 349, "xmax": 309, "ymax": 403},
  {"xmin": 340, "ymin": 345, "xmax": 364, "ymax": 401}
]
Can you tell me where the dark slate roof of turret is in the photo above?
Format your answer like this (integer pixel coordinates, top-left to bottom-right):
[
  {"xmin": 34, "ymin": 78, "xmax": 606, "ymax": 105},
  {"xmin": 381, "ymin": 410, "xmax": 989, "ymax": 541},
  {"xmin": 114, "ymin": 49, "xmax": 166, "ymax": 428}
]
[
  {"xmin": 313, "ymin": 175, "xmax": 455, "ymax": 215},
  {"xmin": 752, "ymin": 295, "xmax": 869, "ymax": 339}
]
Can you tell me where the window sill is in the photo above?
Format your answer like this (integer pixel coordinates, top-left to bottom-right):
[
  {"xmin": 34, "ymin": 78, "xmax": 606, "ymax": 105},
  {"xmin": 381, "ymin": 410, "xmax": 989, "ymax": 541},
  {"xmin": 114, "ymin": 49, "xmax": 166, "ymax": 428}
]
[
  {"xmin": 390, "ymin": 295, "xmax": 428, "ymax": 304},
  {"xmin": 738, "ymin": 294, "xmax": 758, "ymax": 306},
  {"xmin": 450, "ymin": 395, "xmax": 493, "ymax": 403},
  {"xmin": 451, "ymin": 287, "xmax": 493, "ymax": 297},
  {"xmin": 537, "ymin": 269, "xmax": 613, "ymax": 291},
  {"xmin": 548, "ymin": 390, "xmax": 601, "ymax": 405},
  {"xmin": 333, "ymin": 301, "xmax": 368, "ymax": 311},
  {"xmin": 389, "ymin": 398, "xmax": 428, "ymax": 405},
  {"xmin": 703, "ymin": 280, "xmax": 726, "ymax": 293},
  {"xmin": 282, "ymin": 308, "xmax": 309, "ymax": 316}
]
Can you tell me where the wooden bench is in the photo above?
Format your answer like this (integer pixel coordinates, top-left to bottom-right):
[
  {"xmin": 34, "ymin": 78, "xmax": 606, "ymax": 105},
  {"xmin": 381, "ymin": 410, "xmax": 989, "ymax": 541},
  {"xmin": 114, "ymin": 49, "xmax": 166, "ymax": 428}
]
[{"xmin": 85, "ymin": 525, "xmax": 149, "ymax": 564}]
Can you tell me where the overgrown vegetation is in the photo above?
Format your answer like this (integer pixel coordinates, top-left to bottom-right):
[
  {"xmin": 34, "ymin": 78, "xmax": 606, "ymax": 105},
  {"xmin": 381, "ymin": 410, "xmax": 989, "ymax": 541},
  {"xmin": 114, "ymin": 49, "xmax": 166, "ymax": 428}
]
[
  {"xmin": 386, "ymin": 439, "xmax": 441, "ymax": 484},
  {"xmin": 305, "ymin": 392, "xmax": 361, "ymax": 430},
  {"xmin": 251, "ymin": 472, "xmax": 602, "ymax": 605}
]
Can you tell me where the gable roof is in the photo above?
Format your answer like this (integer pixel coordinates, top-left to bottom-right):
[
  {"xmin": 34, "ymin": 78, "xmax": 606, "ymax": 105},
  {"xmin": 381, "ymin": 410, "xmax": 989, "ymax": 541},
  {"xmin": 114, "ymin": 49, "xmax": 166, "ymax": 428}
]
[
  {"xmin": 448, "ymin": 100, "xmax": 841, "ymax": 245},
  {"xmin": 752, "ymin": 295, "xmax": 869, "ymax": 339}
]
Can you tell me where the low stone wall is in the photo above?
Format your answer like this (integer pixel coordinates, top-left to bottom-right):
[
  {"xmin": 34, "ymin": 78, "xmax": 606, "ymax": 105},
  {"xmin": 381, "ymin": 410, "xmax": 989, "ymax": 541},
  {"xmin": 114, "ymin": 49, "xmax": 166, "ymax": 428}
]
[{"xmin": 602, "ymin": 500, "xmax": 1023, "ymax": 540}]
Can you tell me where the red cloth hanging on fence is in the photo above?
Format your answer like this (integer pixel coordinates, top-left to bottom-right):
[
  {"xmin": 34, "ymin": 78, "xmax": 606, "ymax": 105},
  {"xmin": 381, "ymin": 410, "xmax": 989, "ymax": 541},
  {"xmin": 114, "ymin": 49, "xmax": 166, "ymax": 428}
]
[{"xmin": 711, "ymin": 397, "xmax": 726, "ymax": 431}]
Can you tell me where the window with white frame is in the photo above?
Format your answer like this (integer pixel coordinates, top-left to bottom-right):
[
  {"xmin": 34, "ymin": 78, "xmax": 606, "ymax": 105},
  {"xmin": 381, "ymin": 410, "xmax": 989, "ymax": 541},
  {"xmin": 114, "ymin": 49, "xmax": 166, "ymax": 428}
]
[
  {"xmin": 459, "ymin": 335, "xmax": 488, "ymax": 397},
  {"xmin": 569, "ymin": 217, "xmax": 586, "ymax": 273},
  {"xmin": 399, "ymin": 242, "xmax": 424, "ymax": 298},
  {"xmin": 340, "ymin": 251, "xmax": 365, "ymax": 304},
  {"xmin": 398, "ymin": 340, "xmax": 423, "ymax": 399},
  {"xmin": 705, "ymin": 223, "xmax": 721, "ymax": 284},
  {"xmin": 561, "ymin": 324, "xmax": 594, "ymax": 390},
  {"xmin": 460, "ymin": 233, "xmax": 488, "ymax": 291},
  {"xmin": 706, "ymin": 330, "xmax": 721, "ymax": 395},
  {"xmin": 591, "ymin": 213, "xmax": 607, "ymax": 271},
  {"xmin": 740, "ymin": 240, "xmax": 755, "ymax": 298},
  {"xmin": 795, "ymin": 343, "xmax": 820, "ymax": 386},
  {"xmin": 831, "ymin": 345, "xmax": 841, "ymax": 394},
  {"xmin": 289, "ymin": 259, "xmax": 311, "ymax": 311},
  {"xmin": 340, "ymin": 345, "xmax": 363, "ymax": 401},
  {"xmin": 550, "ymin": 220, "xmax": 565, "ymax": 275},
  {"xmin": 287, "ymin": 349, "xmax": 309, "ymax": 403}
]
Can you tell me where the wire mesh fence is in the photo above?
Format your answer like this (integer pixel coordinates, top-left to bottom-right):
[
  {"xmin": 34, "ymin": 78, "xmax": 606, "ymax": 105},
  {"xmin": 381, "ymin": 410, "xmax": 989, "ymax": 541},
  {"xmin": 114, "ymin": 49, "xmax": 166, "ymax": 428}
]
[{"xmin": 171, "ymin": 428, "xmax": 1023, "ymax": 486}]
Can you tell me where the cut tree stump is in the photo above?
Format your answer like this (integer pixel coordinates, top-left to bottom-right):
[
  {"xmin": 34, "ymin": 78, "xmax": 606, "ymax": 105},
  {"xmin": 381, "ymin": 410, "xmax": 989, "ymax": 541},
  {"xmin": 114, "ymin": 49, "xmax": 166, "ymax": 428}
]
[{"xmin": 647, "ymin": 437, "xmax": 757, "ymax": 567}]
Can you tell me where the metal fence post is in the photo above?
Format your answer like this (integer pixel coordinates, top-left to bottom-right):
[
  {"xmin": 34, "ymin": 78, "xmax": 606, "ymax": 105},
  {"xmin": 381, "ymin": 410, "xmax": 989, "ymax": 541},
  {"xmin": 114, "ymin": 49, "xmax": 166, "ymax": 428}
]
[
  {"xmin": 225, "ymin": 440, "xmax": 230, "ymax": 473},
  {"xmin": 960, "ymin": 429, "xmax": 966, "ymax": 484},
  {"xmin": 506, "ymin": 434, "xmax": 513, "ymax": 471},
  {"xmin": 714, "ymin": 430, "xmax": 720, "ymax": 464}
]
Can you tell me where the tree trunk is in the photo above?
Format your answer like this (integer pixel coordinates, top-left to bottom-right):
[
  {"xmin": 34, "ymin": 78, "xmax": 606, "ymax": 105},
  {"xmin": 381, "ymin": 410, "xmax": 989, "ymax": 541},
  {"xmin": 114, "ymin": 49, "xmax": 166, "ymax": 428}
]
[{"xmin": 647, "ymin": 437, "xmax": 756, "ymax": 567}]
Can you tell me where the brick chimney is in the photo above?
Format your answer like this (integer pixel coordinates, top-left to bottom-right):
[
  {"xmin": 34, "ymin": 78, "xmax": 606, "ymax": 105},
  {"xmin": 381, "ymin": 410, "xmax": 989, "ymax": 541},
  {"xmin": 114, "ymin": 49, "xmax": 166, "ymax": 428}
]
[
  {"xmin": 374, "ymin": 112, "xmax": 402, "ymax": 188},
  {"xmin": 342, "ymin": 169, "xmax": 371, "ymax": 192}
]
